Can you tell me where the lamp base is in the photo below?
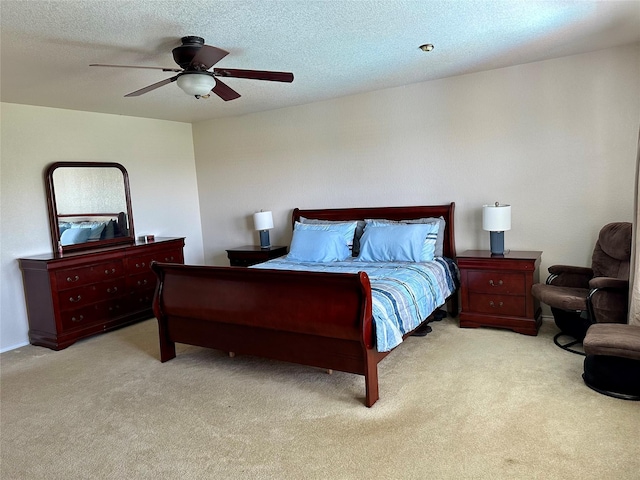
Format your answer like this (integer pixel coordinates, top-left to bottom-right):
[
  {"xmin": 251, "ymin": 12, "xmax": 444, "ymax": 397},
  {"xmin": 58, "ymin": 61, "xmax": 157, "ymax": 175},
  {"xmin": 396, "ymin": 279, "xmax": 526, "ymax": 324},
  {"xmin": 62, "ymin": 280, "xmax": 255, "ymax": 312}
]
[
  {"xmin": 489, "ymin": 231, "xmax": 505, "ymax": 255},
  {"xmin": 259, "ymin": 230, "xmax": 271, "ymax": 249}
]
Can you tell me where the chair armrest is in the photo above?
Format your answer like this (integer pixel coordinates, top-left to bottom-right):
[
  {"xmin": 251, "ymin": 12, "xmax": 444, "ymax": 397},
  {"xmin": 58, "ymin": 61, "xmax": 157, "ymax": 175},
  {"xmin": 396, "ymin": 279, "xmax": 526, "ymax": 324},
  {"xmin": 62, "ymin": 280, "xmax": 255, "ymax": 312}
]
[
  {"xmin": 548, "ymin": 265, "xmax": 594, "ymax": 276},
  {"xmin": 589, "ymin": 277, "xmax": 629, "ymax": 291},
  {"xmin": 546, "ymin": 265, "xmax": 593, "ymax": 288},
  {"xmin": 587, "ymin": 278, "xmax": 630, "ymax": 324}
]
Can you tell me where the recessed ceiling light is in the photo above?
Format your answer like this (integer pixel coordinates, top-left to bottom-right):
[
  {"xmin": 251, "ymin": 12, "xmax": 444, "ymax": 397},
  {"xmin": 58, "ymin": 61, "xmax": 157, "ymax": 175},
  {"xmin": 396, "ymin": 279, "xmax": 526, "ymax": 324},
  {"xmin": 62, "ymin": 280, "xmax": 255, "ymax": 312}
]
[{"xmin": 419, "ymin": 44, "xmax": 434, "ymax": 52}]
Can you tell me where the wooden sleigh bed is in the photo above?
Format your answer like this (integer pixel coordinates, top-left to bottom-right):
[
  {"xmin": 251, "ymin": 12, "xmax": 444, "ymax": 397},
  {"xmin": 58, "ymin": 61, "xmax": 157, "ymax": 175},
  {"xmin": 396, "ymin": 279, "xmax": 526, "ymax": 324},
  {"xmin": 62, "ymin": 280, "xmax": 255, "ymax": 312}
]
[{"xmin": 151, "ymin": 203, "xmax": 458, "ymax": 407}]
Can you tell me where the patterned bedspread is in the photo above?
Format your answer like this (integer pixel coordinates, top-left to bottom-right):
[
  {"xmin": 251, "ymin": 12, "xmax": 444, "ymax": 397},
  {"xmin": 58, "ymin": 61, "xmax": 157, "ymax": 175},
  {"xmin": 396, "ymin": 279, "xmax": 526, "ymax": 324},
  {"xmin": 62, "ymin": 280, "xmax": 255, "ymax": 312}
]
[{"xmin": 252, "ymin": 257, "xmax": 458, "ymax": 352}]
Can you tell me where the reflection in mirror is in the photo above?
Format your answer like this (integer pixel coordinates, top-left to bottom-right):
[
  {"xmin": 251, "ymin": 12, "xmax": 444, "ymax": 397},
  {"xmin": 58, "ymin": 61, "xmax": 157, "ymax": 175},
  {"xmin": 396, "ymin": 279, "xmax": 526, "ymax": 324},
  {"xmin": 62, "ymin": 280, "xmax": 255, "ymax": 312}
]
[
  {"xmin": 54, "ymin": 167, "xmax": 126, "ymax": 216},
  {"xmin": 46, "ymin": 162, "xmax": 135, "ymax": 254}
]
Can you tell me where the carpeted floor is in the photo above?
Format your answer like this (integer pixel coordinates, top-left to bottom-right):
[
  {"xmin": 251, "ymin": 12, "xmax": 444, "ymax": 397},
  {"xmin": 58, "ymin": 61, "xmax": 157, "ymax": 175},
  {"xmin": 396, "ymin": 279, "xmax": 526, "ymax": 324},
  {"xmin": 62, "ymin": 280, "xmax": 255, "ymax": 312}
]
[{"xmin": 1, "ymin": 315, "xmax": 638, "ymax": 479}]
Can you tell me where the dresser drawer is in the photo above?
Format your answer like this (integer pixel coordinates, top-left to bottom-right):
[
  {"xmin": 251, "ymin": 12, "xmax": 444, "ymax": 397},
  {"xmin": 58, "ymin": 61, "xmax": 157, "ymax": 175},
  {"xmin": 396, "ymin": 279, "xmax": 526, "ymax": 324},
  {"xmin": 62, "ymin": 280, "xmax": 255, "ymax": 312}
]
[
  {"xmin": 127, "ymin": 248, "xmax": 183, "ymax": 274},
  {"xmin": 57, "ymin": 278, "xmax": 126, "ymax": 311},
  {"xmin": 127, "ymin": 288, "xmax": 155, "ymax": 312},
  {"xmin": 55, "ymin": 260, "xmax": 124, "ymax": 290},
  {"xmin": 126, "ymin": 271, "xmax": 157, "ymax": 312},
  {"xmin": 468, "ymin": 294, "xmax": 526, "ymax": 317},
  {"xmin": 126, "ymin": 271, "xmax": 157, "ymax": 291},
  {"xmin": 467, "ymin": 271, "xmax": 525, "ymax": 295},
  {"xmin": 59, "ymin": 297, "xmax": 127, "ymax": 330}
]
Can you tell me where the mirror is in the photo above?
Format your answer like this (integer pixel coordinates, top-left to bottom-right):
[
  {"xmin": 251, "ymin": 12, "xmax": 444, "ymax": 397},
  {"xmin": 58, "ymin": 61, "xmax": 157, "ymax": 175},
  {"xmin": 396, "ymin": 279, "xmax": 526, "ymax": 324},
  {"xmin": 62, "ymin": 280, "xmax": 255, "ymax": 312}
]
[{"xmin": 45, "ymin": 162, "xmax": 135, "ymax": 254}]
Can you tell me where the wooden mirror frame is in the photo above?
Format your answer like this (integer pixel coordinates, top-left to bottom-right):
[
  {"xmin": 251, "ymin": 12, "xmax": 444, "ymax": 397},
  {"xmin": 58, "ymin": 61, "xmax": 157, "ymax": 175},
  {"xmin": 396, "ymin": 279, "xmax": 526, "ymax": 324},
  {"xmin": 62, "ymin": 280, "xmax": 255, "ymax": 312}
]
[{"xmin": 45, "ymin": 161, "xmax": 135, "ymax": 254}]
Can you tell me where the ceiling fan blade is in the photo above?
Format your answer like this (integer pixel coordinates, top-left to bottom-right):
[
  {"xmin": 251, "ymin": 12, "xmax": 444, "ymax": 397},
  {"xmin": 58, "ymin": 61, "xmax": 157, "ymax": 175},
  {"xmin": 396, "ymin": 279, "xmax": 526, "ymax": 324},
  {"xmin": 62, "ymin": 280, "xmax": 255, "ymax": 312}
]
[
  {"xmin": 211, "ymin": 78, "xmax": 241, "ymax": 101},
  {"xmin": 90, "ymin": 64, "xmax": 182, "ymax": 73},
  {"xmin": 213, "ymin": 68, "xmax": 294, "ymax": 82},
  {"xmin": 124, "ymin": 75, "xmax": 179, "ymax": 97},
  {"xmin": 189, "ymin": 45, "xmax": 229, "ymax": 70}
]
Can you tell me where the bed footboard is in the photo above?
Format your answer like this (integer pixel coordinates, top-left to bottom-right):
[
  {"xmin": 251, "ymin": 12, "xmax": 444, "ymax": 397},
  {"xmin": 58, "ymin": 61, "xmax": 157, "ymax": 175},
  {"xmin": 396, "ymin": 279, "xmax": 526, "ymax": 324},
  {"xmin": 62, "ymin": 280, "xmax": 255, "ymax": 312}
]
[{"xmin": 152, "ymin": 262, "xmax": 381, "ymax": 406}]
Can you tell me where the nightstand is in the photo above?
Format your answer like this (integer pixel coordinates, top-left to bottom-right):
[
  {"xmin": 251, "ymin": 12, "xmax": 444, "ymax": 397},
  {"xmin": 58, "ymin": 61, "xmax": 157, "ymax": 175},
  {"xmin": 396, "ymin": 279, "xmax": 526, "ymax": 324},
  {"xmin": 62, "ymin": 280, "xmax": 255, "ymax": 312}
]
[
  {"xmin": 226, "ymin": 245, "xmax": 288, "ymax": 267},
  {"xmin": 458, "ymin": 250, "xmax": 542, "ymax": 335}
]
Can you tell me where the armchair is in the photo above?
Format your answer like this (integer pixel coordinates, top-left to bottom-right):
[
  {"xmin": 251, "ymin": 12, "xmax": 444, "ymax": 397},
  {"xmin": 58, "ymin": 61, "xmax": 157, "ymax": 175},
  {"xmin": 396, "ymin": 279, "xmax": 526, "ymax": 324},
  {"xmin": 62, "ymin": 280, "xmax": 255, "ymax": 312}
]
[{"xmin": 531, "ymin": 222, "xmax": 632, "ymax": 353}]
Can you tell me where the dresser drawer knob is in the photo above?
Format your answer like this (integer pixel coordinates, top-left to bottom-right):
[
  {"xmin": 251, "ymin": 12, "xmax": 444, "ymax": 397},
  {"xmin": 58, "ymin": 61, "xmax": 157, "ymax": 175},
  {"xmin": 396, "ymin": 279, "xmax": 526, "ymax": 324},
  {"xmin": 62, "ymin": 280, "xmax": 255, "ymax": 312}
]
[
  {"xmin": 71, "ymin": 315, "xmax": 84, "ymax": 322},
  {"xmin": 66, "ymin": 275, "xmax": 80, "ymax": 283},
  {"xmin": 69, "ymin": 295, "xmax": 82, "ymax": 303},
  {"xmin": 489, "ymin": 301, "xmax": 504, "ymax": 308},
  {"xmin": 164, "ymin": 256, "xmax": 174, "ymax": 262},
  {"xmin": 488, "ymin": 279, "xmax": 503, "ymax": 286},
  {"xmin": 136, "ymin": 262, "xmax": 146, "ymax": 268},
  {"xmin": 104, "ymin": 268, "xmax": 116, "ymax": 275},
  {"xmin": 137, "ymin": 279, "xmax": 148, "ymax": 286},
  {"xmin": 107, "ymin": 287, "xmax": 118, "ymax": 293}
]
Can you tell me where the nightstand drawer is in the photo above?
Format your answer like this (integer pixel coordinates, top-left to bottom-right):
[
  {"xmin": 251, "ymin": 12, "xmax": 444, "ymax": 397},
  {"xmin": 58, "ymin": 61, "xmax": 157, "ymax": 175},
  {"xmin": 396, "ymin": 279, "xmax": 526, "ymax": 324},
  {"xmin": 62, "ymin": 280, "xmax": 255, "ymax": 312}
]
[
  {"xmin": 226, "ymin": 245, "xmax": 288, "ymax": 267},
  {"xmin": 230, "ymin": 257, "xmax": 259, "ymax": 267},
  {"xmin": 468, "ymin": 294, "xmax": 526, "ymax": 317},
  {"xmin": 458, "ymin": 250, "xmax": 542, "ymax": 335},
  {"xmin": 467, "ymin": 271, "xmax": 525, "ymax": 295}
]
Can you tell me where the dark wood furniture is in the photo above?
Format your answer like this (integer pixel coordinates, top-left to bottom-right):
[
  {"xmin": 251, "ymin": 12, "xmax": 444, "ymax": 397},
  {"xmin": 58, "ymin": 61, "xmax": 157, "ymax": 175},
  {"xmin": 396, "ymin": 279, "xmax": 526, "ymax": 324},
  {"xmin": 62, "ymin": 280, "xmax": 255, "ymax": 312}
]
[
  {"xmin": 226, "ymin": 245, "xmax": 288, "ymax": 267},
  {"xmin": 45, "ymin": 162, "xmax": 136, "ymax": 254},
  {"xmin": 458, "ymin": 250, "xmax": 542, "ymax": 335},
  {"xmin": 19, "ymin": 237, "xmax": 185, "ymax": 350},
  {"xmin": 152, "ymin": 204, "xmax": 457, "ymax": 407}
]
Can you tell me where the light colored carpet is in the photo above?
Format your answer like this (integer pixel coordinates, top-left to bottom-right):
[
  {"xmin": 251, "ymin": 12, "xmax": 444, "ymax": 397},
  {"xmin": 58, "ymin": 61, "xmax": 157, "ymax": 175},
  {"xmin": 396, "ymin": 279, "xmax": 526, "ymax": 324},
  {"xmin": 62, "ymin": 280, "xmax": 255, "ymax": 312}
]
[{"xmin": 1, "ymin": 315, "xmax": 638, "ymax": 479}]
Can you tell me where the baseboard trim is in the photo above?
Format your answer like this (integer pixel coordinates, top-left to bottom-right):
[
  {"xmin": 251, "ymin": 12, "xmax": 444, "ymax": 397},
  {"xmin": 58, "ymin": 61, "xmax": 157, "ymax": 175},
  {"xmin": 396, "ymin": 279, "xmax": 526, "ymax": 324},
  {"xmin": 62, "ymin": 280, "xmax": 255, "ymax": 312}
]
[{"xmin": 1, "ymin": 341, "xmax": 30, "ymax": 354}]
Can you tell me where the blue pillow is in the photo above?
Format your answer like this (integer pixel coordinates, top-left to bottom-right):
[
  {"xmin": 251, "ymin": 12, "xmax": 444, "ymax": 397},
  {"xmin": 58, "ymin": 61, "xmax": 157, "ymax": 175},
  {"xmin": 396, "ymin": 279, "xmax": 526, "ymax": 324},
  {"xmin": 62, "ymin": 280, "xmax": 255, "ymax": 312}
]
[
  {"xmin": 357, "ymin": 223, "xmax": 438, "ymax": 262},
  {"xmin": 72, "ymin": 221, "xmax": 106, "ymax": 240},
  {"xmin": 58, "ymin": 222, "xmax": 71, "ymax": 236},
  {"xmin": 367, "ymin": 217, "xmax": 445, "ymax": 257},
  {"xmin": 293, "ymin": 221, "xmax": 358, "ymax": 249},
  {"xmin": 299, "ymin": 217, "xmax": 365, "ymax": 255},
  {"xmin": 101, "ymin": 220, "xmax": 116, "ymax": 239},
  {"xmin": 287, "ymin": 229, "xmax": 350, "ymax": 262},
  {"xmin": 60, "ymin": 227, "xmax": 92, "ymax": 246}
]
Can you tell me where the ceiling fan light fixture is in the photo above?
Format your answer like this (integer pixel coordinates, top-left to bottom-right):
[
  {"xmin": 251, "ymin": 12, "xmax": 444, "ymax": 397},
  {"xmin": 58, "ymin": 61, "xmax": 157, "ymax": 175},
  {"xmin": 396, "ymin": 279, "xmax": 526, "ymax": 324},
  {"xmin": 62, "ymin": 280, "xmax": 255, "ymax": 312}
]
[
  {"xmin": 419, "ymin": 44, "xmax": 434, "ymax": 52},
  {"xmin": 176, "ymin": 73, "xmax": 216, "ymax": 96}
]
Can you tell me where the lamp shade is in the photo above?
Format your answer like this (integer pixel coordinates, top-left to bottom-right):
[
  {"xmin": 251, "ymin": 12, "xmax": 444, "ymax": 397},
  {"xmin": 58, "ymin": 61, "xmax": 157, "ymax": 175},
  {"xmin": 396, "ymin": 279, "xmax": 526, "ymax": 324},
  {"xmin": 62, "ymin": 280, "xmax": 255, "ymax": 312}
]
[
  {"xmin": 253, "ymin": 211, "xmax": 274, "ymax": 231},
  {"xmin": 482, "ymin": 203, "xmax": 511, "ymax": 232},
  {"xmin": 176, "ymin": 73, "xmax": 216, "ymax": 96}
]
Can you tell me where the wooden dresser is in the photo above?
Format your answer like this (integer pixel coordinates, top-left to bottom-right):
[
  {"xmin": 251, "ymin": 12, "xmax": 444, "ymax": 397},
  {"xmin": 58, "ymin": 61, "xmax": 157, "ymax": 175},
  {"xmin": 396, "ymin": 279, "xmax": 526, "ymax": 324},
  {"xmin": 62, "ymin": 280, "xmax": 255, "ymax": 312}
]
[
  {"xmin": 458, "ymin": 250, "xmax": 542, "ymax": 335},
  {"xmin": 19, "ymin": 237, "xmax": 185, "ymax": 350}
]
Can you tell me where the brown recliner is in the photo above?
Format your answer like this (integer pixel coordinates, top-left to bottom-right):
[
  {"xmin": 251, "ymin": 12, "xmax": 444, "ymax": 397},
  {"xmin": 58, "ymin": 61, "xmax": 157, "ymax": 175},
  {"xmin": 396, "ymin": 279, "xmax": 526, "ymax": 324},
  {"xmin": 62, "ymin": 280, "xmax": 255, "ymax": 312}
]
[{"xmin": 531, "ymin": 222, "xmax": 632, "ymax": 353}]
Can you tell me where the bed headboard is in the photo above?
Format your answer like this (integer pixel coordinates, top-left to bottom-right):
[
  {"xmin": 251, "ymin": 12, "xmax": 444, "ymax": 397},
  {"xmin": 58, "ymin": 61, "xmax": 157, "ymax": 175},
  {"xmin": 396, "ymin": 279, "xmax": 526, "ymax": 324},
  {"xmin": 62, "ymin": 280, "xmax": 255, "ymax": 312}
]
[{"xmin": 292, "ymin": 203, "xmax": 456, "ymax": 260}]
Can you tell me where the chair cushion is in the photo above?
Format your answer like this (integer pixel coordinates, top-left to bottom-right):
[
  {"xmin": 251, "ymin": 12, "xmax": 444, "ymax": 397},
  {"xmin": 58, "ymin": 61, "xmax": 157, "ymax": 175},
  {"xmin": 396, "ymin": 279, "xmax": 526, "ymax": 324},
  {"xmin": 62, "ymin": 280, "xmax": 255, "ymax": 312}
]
[
  {"xmin": 591, "ymin": 222, "xmax": 631, "ymax": 279},
  {"xmin": 531, "ymin": 284, "xmax": 588, "ymax": 311},
  {"xmin": 583, "ymin": 323, "xmax": 640, "ymax": 361}
]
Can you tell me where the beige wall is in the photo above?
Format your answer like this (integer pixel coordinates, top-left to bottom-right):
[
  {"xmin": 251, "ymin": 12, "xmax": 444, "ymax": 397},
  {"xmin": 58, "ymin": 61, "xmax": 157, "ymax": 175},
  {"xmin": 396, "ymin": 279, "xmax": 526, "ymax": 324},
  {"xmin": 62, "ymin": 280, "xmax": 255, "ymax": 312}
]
[
  {"xmin": 0, "ymin": 104, "xmax": 204, "ymax": 351},
  {"xmin": 193, "ymin": 44, "xmax": 639, "ymax": 273}
]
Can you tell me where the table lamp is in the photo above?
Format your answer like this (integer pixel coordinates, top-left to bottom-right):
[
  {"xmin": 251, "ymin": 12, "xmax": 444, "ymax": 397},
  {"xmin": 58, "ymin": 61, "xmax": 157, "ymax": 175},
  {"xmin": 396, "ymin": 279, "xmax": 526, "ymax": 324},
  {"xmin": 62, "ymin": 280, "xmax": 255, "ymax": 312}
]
[
  {"xmin": 482, "ymin": 202, "xmax": 511, "ymax": 255},
  {"xmin": 253, "ymin": 210, "xmax": 274, "ymax": 248}
]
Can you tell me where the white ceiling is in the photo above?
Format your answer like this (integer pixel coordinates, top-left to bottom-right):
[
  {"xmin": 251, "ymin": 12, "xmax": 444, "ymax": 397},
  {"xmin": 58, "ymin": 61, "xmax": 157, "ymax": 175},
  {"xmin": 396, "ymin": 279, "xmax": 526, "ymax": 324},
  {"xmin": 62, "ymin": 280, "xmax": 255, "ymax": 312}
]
[{"xmin": 1, "ymin": 0, "xmax": 639, "ymax": 124}]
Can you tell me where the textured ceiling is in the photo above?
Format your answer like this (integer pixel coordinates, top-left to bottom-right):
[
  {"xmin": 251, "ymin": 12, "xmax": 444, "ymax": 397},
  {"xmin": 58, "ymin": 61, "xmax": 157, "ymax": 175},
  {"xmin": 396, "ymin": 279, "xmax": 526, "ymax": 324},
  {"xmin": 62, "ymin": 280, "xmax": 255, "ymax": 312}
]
[{"xmin": 1, "ymin": 0, "xmax": 639, "ymax": 124}]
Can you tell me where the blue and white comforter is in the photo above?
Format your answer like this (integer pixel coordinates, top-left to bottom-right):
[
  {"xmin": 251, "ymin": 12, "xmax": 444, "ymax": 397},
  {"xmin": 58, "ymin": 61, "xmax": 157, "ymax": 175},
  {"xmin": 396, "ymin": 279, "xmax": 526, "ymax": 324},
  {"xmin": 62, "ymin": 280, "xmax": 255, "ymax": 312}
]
[{"xmin": 252, "ymin": 257, "xmax": 458, "ymax": 352}]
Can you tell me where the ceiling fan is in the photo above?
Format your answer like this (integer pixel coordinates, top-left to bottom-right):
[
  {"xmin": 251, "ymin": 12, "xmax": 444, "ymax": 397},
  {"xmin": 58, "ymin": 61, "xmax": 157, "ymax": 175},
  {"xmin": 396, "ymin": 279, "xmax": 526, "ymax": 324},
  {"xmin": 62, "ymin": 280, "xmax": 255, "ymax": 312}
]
[{"xmin": 90, "ymin": 36, "xmax": 294, "ymax": 100}]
